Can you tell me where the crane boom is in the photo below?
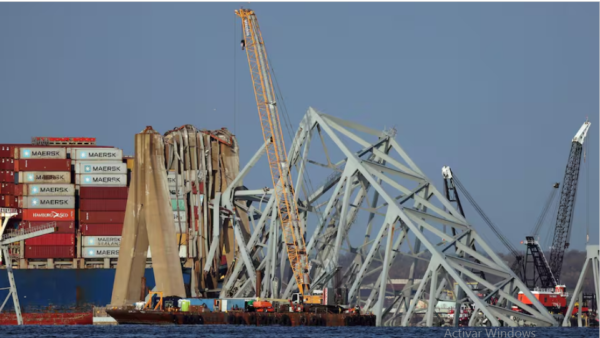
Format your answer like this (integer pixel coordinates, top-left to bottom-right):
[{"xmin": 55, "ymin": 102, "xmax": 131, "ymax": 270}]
[
  {"xmin": 548, "ymin": 120, "xmax": 591, "ymax": 282},
  {"xmin": 235, "ymin": 8, "xmax": 310, "ymax": 295}
]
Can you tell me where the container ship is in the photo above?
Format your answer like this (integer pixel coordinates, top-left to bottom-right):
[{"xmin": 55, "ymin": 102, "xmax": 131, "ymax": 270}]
[{"xmin": 0, "ymin": 134, "xmax": 227, "ymax": 325}]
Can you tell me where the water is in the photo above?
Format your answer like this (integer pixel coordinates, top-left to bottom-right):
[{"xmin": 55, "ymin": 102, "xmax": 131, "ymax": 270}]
[{"xmin": 0, "ymin": 326, "xmax": 598, "ymax": 338}]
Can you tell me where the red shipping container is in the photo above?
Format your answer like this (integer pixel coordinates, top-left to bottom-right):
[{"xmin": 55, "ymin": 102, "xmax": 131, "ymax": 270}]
[
  {"xmin": 80, "ymin": 223, "xmax": 123, "ymax": 236},
  {"xmin": 79, "ymin": 211, "xmax": 124, "ymax": 224},
  {"xmin": 1, "ymin": 195, "xmax": 7, "ymax": 207},
  {"xmin": 3, "ymin": 144, "xmax": 32, "ymax": 159},
  {"xmin": 15, "ymin": 159, "xmax": 71, "ymax": 172},
  {"xmin": 79, "ymin": 187, "xmax": 128, "ymax": 200},
  {"xmin": 10, "ymin": 208, "xmax": 23, "ymax": 220},
  {"xmin": 0, "ymin": 145, "xmax": 19, "ymax": 158},
  {"xmin": 25, "ymin": 233, "xmax": 75, "ymax": 246},
  {"xmin": 3, "ymin": 183, "xmax": 14, "ymax": 195},
  {"xmin": 5, "ymin": 171, "xmax": 14, "ymax": 184},
  {"xmin": 191, "ymin": 182, "xmax": 204, "ymax": 194},
  {"xmin": 11, "ymin": 196, "xmax": 17, "ymax": 208},
  {"xmin": 0, "ymin": 157, "xmax": 15, "ymax": 169},
  {"xmin": 14, "ymin": 184, "xmax": 23, "ymax": 196},
  {"xmin": 0, "ymin": 171, "xmax": 4, "ymax": 183},
  {"xmin": 20, "ymin": 221, "xmax": 76, "ymax": 233},
  {"xmin": 22, "ymin": 209, "xmax": 75, "ymax": 221},
  {"xmin": 25, "ymin": 245, "xmax": 75, "ymax": 259},
  {"xmin": 79, "ymin": 199, "xmax": 127, "ymax": 211}
]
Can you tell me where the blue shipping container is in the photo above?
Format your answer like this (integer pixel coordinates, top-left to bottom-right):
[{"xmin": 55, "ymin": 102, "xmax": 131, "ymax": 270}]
[
  {"xmin": 186, "ymin": 298, "xmax": 214, "ymax": 311},
  {"xmin": 223, "ymin": 299, "xmax": 246, "ymax": 311}
]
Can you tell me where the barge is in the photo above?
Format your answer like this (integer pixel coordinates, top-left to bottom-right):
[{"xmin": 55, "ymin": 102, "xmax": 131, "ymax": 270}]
[
  {"xmin": 106, "ymin": 308, "xmax": 375, "ymax": 327},
  {"xmin": 106, "ymin": 291, "xmax": 376, "ymax": 327}
]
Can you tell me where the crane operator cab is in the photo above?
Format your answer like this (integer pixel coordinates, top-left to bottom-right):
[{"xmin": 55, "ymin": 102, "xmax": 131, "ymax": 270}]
[
  {"xmin": 291, "ymin": 292, "xmax": 323, "ymax": 305},
  {"xmin": 291, "ymin": 293, "xmax": 301, "ymax": 304}
]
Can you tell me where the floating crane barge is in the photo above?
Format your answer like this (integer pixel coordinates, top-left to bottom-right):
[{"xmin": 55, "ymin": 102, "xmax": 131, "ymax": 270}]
[
  {"xmin": 106, "ymin": 292, "xmax": 375, "ymax": 326},
  {"xmin": 106, "ymin": 309, "xmax": 375, "ymax": 326}
]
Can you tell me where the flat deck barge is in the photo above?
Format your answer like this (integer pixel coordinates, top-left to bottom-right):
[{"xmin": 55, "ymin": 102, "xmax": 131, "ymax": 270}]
[{"xmin": 107, "ymin": 308, "xmax": 376, "ymax": 326}]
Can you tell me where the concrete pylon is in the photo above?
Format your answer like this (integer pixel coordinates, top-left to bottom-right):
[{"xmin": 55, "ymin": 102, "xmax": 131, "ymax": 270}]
[{"xmin": 110, "ymin": 127, "xmax": 186, "ymax": 307}]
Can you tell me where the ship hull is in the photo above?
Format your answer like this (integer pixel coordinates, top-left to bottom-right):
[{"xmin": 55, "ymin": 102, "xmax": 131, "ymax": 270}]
[
  {"xmin": 0, "ymin": 312, "xmax": 93, "ymax": 325},
  {"xmin": 0, "ymin": 267, "xmax": 157, "ymax": 325}
]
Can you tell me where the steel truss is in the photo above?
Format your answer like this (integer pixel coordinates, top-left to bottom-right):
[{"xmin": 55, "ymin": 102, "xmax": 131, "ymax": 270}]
[
  {"xmin": 0, "ymin": 209, "xmax": 56, "ymax": 325},
  {"xmin": 562, "ymin": 245, "xmax": 599, "ymax": 327},
  {"xmin": 215, "ymin": 107, "xmax": 557, "ymax": 327}
]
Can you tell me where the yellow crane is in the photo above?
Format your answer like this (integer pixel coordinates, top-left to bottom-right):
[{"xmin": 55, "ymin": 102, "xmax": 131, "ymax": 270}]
[{"xmin": 235, "ymin": 8, "xmax": 317, "ymax": 303}]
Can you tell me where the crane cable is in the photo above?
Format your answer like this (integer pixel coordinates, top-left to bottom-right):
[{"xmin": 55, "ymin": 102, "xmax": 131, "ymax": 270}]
[
  {"xmin": 268, "ymin": 57, "xmax": 326, "ymax": 227},
  {"xmin": 542, "ymin": 192, "xmax": 560, "ymax": 250},
  {"xmin": 452, "ymin": 175, "xmax": 520, "ymax": 258},
  {"xmin": 529, "ymin": 184, "xmax": 559, "ymax": 238},
  {"xmin": 233, "ymin": 14, "xmax": 238, "ymax": 136}
]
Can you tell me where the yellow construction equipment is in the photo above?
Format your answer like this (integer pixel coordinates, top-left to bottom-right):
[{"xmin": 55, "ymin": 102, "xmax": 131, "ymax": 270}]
[{"xmin": 235, "ymin": 8, "xmax": 313, "ymax": 301}]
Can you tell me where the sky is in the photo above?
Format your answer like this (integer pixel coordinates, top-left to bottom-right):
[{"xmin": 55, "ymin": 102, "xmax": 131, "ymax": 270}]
[{"xmin": 0, "ymin": 2, "xmax": 597, "ymax": 253}]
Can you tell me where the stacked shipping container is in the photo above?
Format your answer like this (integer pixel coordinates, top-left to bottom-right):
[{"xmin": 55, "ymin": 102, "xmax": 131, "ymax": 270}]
[
  {"xmin": 169, "ymin": 171, "xmax": 189, "ymax": 234},
  {"xmin": 0, "ymin": 143, "xmax": 132, "ymax": 261},
  {"xmin": 1, "ymin": 141, "xmax": 191, "ymax": 263},
  {"xmin": 168, "ymin": 171, "xmax": 190, "ymax": 258},
  {"xmin": 0, "ymin": 145, "xmax": 23, "ymax": 232},
  {"xmin": 74, "ymin": 148, "xmax": 128, "ymax": 259},
  {"xmin": 13, "ymin": 147, "xmax": 76, "ymax": 259}
]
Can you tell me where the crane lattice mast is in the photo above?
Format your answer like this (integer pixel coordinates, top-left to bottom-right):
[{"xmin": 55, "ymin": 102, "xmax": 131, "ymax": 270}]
[
  {"xmin": 235, "ymin": 8, "xmax": 310, "ymax": 295},
  {"xmin": 548, "ymin": 120, "xmax": 591, "ymax": 282}
]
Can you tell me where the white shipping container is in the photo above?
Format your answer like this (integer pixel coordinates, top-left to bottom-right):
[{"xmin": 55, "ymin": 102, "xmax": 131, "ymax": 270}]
[
  {"xmin": 147, "ymin": 245, "xmax": 187, "ymax": 258},
  {"xmin": 83, "ymin": 246, "xmax": 187, "ymax": 259},
  {"xmin": 72, "ymin": 148, "xmax": 123, "ymax": 161},
  {"xmin": 173, "ymin": 210, "xmax": 187, "ymax": 223},
  {"xmin": 167, "ymin": 173, "xmax": 180, "ymax": 187},
  {"xmin": 75, "ymin": 162, "xmax": 127, "ymax": 174},
  {"xmin": 82, "ymin": 236, "xmax": 121, "ymax": 247},
  {"xmin": 82, "ymin": 247, "xmax": 120, "ymax": 258},
  {"xmin": 18, "ymin": 147, "xmax": 66, "ymax": 159},
  {"xmin": 27, "ymin": 184, "xmax": 75, "ymax": 196},
  {"xmin": 19, "ymin": 172, "xmax": 71, "ymax": 184},
  {"xmin": 167, "ymin": 171, "xmax": 192, "ymax": 187},
  {"xmin": 25, "ymin": 196, "xmax": 75, "ymax": 209},
  {"xmin": 169, "ymin": 187, "xmax": 186, "ymax": 197},
  {"xmin": 76, "ymin": 174, "xmax": 127, "ymax": 186},
  {"xmin": 190, "ymin": 194, "xmax": 204, "ymax": 207}
]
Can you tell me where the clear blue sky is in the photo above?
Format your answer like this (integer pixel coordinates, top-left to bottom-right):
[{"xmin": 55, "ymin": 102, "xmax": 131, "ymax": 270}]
[{"xmin": 0, "ymin": 3, "xmax": 597, "ymax": 252}]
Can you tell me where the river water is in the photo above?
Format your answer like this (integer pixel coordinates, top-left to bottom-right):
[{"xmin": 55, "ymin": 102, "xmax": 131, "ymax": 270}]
[{"xmin": 1, "ymin": 325, "xmax": 598, "ymax": 338}]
